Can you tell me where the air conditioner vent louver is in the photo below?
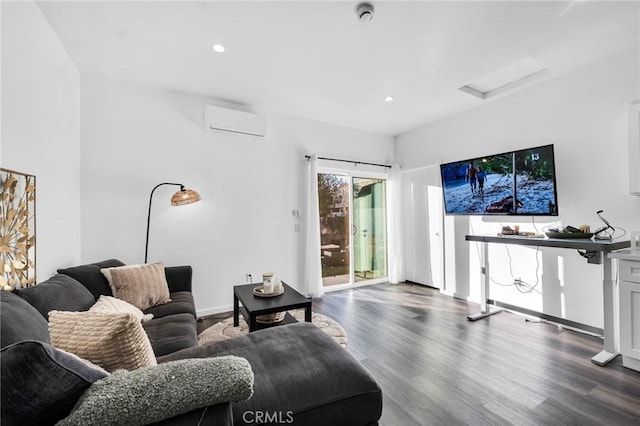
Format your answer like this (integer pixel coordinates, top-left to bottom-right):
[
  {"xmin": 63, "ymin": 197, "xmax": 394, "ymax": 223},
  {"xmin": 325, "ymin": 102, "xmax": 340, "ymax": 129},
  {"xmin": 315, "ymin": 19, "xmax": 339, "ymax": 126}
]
[{"xmin": 203, "ymin": 105, "xmax": 267, "ymax": 137}]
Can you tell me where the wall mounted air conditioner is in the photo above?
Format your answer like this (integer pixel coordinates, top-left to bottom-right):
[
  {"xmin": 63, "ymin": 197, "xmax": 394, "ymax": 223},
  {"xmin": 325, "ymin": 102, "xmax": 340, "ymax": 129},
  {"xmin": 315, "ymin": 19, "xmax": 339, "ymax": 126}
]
[{"xmin": 203, "ymin": 105, "xmax": 267, "ymax": 137}]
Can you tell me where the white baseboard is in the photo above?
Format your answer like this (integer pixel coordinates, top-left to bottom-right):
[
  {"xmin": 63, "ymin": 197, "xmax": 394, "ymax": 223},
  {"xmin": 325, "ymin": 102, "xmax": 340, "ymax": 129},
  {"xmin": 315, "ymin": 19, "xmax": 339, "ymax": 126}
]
[
  {"xmin": 196, "ymin": 304, "xmax": 233, "ymax": 318},
  {"xmin": 439, "ymin": 289, "xmax": 474, "ymax": 301}
]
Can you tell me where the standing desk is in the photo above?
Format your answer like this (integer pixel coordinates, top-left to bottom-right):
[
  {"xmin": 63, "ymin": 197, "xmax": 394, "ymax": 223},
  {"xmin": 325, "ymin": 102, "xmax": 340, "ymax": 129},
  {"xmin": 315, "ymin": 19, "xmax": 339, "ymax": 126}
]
[{"xmin": 465, "ymin": 234, "xmax": 630, "ymax": 366}]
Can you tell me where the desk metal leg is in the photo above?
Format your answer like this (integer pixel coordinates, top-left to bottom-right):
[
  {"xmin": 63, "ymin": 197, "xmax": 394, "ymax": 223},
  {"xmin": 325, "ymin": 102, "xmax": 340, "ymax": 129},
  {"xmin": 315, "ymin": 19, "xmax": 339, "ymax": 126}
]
[
  {"xmin": 468, "ymin": 241, "xmax": 503, "ymax": 321},
  {"xmin": 591, "ymin": 255, "xmax": 619, "ymax": 365}
]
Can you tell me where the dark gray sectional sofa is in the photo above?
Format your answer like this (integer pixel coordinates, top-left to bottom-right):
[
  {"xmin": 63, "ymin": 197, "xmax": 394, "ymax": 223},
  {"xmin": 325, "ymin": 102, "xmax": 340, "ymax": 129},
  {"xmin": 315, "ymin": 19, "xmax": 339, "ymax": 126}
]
[
  {"xmin": 56, "ymin": 259, "xmax": 199, "ymax": 357},
  {"xmin": 0, "ymin": 259, "xmax": 383, "ymax": 425}
]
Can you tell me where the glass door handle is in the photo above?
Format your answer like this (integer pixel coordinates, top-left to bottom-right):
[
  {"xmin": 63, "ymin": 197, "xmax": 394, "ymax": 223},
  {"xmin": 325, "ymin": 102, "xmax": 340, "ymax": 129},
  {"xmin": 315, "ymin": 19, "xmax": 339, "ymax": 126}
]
[{"xmin": 352, "ymin": 224, "xmax": 357, "ymax": 235}]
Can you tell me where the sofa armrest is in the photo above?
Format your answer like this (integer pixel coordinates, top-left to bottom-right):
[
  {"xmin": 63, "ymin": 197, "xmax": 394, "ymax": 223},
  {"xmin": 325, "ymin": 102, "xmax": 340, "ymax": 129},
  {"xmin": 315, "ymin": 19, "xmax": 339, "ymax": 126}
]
[{"xmin": 164, "ymin": 266, "xmax": 192, "ymax": 293}]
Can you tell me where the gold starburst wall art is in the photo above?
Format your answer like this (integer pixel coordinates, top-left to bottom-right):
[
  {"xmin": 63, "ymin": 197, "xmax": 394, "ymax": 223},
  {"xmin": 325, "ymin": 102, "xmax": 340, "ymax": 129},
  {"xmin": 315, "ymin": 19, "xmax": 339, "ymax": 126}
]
[{"xmin": 0, "ymin": 168, "xmax": 36, "ymax": 291}]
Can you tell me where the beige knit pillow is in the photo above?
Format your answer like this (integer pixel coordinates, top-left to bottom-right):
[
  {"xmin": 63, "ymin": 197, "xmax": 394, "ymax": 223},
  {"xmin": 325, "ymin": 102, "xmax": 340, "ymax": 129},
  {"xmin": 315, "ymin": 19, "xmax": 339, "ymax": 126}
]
[
  {"xmin": 102, "ymin": 263, "xmax": 171, "ymax": 310},
  {"xmin": 49, "ymin": 311, "xmax": 157, "ymax": 372},
  {"xmin": 89, "ymin": 295, "xmax": 154, "ymax": 321},
  {"xmin": 101, "ymin": 264, "xmax": 145, "ymax": 295}
]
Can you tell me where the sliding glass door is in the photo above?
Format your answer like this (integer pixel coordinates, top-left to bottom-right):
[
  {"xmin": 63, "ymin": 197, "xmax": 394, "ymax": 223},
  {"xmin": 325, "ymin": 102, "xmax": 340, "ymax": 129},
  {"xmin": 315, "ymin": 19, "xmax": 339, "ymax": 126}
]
[
  {"xmin": 318, "ymin": 173, "xmax": 351, "ymax": 286},
  {"xmin": 318, "ymin": 172, "xmax": 388, "ymax": 287},
  {"xmin": 353, "ymin": 178, "xmax": 387, "ymax": 282}
]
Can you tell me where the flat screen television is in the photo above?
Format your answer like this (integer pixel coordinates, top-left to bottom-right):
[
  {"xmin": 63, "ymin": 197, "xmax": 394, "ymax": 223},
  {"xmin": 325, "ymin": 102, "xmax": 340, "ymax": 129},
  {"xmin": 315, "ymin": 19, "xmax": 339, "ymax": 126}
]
[{"xmin": 439, "ymin": 144, "xmax": 559, "ymax": 216}]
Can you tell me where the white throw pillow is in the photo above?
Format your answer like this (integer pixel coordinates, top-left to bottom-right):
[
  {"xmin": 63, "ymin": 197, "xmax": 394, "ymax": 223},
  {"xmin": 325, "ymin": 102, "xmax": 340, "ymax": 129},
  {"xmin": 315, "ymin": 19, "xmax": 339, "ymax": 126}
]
[{"xmin": 90, "ymin": 295, "xmax": 153, "ymax": 322}]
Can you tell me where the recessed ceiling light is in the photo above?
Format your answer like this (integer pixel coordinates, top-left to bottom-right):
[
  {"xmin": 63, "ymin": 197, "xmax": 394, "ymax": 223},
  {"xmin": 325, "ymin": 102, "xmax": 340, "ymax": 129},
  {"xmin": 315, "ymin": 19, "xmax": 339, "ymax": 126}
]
[
  {"xmin": 384, "ymin": 96, "xmax": 395, "ymax": 102},
  {"xmin": 212, "ymin": 44, "xmax": 225, "ymax": 53}
]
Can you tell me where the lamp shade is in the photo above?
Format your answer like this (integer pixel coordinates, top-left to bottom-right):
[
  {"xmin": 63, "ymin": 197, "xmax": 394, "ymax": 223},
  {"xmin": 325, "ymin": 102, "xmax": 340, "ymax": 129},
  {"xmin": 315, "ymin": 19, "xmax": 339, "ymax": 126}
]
[{"xmin": 170, "ymin": 188, "xmax": 201, "ymax": 206}]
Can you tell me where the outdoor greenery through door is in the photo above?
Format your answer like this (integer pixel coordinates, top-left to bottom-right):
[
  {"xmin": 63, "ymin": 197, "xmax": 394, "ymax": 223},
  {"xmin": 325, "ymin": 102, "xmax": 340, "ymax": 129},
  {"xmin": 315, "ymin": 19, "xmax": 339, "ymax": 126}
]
[{"xmin": 318, "ymin": 173, "xmax": 388, "ymax": 287}]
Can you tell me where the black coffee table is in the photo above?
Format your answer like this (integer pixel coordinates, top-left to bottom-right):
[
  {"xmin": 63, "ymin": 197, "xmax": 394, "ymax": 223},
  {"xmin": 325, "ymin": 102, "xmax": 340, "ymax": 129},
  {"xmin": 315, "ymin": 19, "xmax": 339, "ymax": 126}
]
[{"xmin": 233, "ymin": 282, "xmax": 312, "ymax": 332}]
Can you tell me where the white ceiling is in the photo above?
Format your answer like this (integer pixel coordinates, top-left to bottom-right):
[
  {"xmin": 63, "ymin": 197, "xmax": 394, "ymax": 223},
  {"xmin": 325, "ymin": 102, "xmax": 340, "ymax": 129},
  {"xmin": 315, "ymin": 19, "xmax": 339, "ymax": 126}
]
[{"xmin": 36, "ymin": 1, "xmax": 640, "ymax": 136}]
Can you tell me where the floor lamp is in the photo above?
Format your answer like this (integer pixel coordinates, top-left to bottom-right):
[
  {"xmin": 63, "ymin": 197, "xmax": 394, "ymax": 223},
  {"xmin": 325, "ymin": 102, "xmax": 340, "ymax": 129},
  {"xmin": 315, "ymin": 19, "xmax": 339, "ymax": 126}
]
[{"xmin": 145, "ymin": 182, "xmax": 201, "ymax": 263}]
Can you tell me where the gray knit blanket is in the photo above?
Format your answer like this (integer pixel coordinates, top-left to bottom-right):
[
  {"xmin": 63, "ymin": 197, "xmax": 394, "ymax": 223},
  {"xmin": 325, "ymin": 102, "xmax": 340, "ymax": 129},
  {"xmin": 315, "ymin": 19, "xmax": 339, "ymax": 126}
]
[{"xmin": 56, "ymin": 356, "xmax": 254, "ymax": 425}]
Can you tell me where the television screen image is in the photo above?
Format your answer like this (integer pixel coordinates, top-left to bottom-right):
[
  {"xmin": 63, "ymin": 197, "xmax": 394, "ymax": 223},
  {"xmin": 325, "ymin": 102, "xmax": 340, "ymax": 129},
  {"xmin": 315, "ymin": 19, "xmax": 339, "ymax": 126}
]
[{"xmin": 440, "ymin": 144, "xmax": 559, "ymax": 216}]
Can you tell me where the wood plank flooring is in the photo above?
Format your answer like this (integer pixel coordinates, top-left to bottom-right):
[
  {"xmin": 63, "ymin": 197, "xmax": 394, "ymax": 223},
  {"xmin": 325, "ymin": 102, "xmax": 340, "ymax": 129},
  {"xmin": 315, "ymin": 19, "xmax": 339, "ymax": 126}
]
[{"xmin": 199, "ymin": 283, "xmax": 640, "ymax": 425}]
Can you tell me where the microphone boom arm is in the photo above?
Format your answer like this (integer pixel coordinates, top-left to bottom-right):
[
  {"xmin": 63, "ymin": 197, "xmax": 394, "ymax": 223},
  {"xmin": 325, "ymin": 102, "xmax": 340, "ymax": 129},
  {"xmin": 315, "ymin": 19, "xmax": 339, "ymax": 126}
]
[{"xmin": 594, "ymin": 210, "xmax": 614, "ymax": 239}]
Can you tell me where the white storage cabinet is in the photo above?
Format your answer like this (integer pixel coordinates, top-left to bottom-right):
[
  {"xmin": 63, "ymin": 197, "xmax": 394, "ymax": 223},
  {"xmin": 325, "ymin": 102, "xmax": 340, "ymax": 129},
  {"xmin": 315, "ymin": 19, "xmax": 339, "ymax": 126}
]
[{"xmin": 616, "ymin": 252, "xmax": 640, "ymax": 372}]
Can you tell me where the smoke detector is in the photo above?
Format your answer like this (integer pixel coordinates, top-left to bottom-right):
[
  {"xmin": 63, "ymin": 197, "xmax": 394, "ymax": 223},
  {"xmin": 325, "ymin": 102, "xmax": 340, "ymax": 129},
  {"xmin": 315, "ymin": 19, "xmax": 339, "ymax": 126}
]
[{"xmin": 356, "ymin": 3, "xmax": 374, "ymax": 23}]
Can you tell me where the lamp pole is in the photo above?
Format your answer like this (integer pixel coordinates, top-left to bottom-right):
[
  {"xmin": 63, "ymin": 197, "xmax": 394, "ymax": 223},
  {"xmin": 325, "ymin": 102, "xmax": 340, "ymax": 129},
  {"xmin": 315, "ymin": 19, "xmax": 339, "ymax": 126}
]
[{"xmin": 144, "ymin": 182, "xmax": 184, "ymax": 263}]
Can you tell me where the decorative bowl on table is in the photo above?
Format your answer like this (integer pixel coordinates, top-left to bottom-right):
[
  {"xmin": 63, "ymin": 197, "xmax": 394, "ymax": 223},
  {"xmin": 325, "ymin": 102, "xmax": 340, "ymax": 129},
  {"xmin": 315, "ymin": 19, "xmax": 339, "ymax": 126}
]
[
  {"xmin": 252, "ymin": 285, "xmax": 284, "ymax": 297},
  {"xmin": 256, "ymin": 312, "xmax": 286, "ymax": 324}
]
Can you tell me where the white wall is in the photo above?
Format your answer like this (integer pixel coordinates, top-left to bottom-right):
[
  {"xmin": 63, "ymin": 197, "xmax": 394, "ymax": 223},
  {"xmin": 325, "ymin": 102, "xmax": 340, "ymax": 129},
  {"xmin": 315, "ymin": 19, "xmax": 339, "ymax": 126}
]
[
  {"xmin": 396, "ymin": 50, "xmax": 640, "ymax": 328},
  {"xmin": 1, "ymin": 1, "xmax": 82, "ymax": 279},
  {"xmin": 80, "ymin": 76, "xmax": 394, "ymax": 315},
  {"xmin": 1, "ymin": 1, "xmax": 3, "ymax": 156},
  {"xmin": 402, "ymin": 165, "xmax": 445, "ymax": 289}
]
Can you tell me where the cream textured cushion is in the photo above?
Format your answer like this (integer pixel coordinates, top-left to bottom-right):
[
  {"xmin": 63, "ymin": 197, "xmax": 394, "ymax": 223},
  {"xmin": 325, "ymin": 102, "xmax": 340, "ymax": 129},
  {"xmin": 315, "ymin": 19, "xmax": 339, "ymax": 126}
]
[
  {"xmin": 89, "ymin": 295, "xmax": 154, "ymax": 321},
  {"xmin": 101, "ymin": 263, "xmax": 171, "ymax": 310},
  {"xmin": 49, "ymin": 311, "xmax": 157, "ymax": 372}
]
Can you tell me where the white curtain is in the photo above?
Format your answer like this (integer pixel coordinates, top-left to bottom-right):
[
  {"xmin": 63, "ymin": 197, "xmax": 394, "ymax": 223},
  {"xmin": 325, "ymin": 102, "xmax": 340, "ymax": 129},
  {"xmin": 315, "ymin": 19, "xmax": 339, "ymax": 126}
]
[
  {"xmin": 387, "ymin": 163, "xmax": 404, "ymax": 284},
  {"xmin": 305, "ymin": 155, "xmax": 324, "ymax": 297}
]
